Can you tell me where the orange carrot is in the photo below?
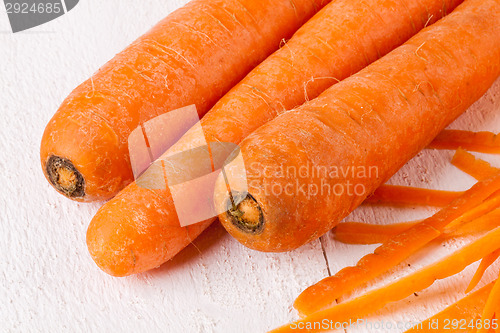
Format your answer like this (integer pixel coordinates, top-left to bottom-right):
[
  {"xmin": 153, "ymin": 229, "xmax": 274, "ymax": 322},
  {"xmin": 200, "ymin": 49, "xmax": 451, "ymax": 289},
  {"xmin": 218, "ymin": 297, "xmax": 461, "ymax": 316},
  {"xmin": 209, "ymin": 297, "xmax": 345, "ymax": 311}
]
[
  {"xmin": 216, "ymin": 0, "xmax": 500, "ymax": 253},
  {"xmin": 405, "ymin": 282, "xmax": 495, "ymax": 332},
  {"xmin": 478, "ymin": 274, "xmax": 500, "ymax": 333},
  {"xmin": 452, "ymin": 149, "xmax": 500, "ymax": 181},
  {"xmin": 40, "ymin": 0, "xmax": 328, "ymax": 201},
  {"xmin": 467, "ymin": 250, "xmax": 500, "ymax": 293},
  {"xmin": 429, "ymin": 130, "xmax": 500, "ymax": 154},
  {"xmin": 333, "ymin": 220, "xmax": 420, "ymax": 245},
  {"xmin": 86, "ymin": 0, "xmax": 465, "ymax": 276},
  {"xmin": 365, "ymin": 184, "xmax": 462, "ymax": 207},
  {"xmin": 294, "ymin": 174, "xmax": 500, "ymax": 316},
  {"xmin": 271, "ymin": 227, "xmax": 500, "ymax": 333}
]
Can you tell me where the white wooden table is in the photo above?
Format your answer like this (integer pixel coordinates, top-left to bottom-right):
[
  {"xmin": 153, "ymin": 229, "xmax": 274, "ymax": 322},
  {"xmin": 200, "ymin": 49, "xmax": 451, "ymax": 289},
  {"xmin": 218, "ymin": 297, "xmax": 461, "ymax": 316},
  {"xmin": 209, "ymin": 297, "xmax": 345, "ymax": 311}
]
[{"xmin": 1, "ymin": 1, "xmax": 499, "ymax": 332}]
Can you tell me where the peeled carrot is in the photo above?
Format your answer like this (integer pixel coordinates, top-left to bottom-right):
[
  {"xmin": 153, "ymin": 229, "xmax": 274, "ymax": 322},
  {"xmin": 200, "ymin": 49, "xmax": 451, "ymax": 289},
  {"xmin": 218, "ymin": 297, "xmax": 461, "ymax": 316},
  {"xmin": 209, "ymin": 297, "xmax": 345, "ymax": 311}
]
[
  {"xmin": 86, "ymin": 0, "xmax": 465, "ymax": 276},
  {"xmin": 429, "ymin": 130, "xmax": 500, "ymax": 154},
  {"xmin": 216, "ymin": 0, "xmax": 500, "ymax": 253},
  {"xmin": 452, "ymin": 149, "xmax": 500, "ymax": 181},
  {"xmin": 467, "ymin": 249, "xmax": 500, "ymax": 293},
  {"xmin": 405, "ymin": 282, "xmax": 495, "ymax": 333},
  {"xmin": 445, "ymin": 208, "xmax": 500, "ymax": 238},
  {"xmin": 271, "ymin": 227, "xmax": 500, "ymax": 333},
  {"xmin": 365, "ymin": 184, "xmax": 462, "ymax": 207},
  {"xmin": 478, "ymin": 274, "xmax": 500, "ymax": 333},
  {"xmin": 40, "ymin": 0, "xmax": 328, "ymax": 201},
  {"xmin": 294, "ymin": 174, "xmax": 500, "ymax": 316}
]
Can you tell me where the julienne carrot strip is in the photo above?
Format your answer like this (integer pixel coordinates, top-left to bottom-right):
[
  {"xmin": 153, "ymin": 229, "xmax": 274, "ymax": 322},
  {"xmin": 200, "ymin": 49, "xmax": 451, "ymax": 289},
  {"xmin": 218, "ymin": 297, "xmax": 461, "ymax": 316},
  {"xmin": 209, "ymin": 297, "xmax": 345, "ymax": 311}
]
[
  {"xmin": 429, "ymin": 130, "xmax": 500, "ymax": 154},
  {"xmin": 478, "ymin": 273, "xmax": 500, "ymax": 333},
  {"xmin": 86, "ymin": 0, "xmax": 466, "ymax": 276},
  {"xmin": 333, "ymin": 220, "xmax": 420, "ymax": 245},
  {"xmin": 466, "ymin": 249, "xmax": 500, "ymax": 293},
  {"xmin": 294, "ymin": 173, "xmax": 500, "ymax": 316},
  {"xmin": 452, "ymin": 149, "xmax": 500, "ymax": 181},
  {"xmin": 405, "ymin": 282, "xmax": 496, "ymax": 333},
  {"xmin": 335, "ymin": 208, "xmax": 500, "ymax": 245},
  {"xmin": 364, "ymin": 184, "xmax": 462, "ymax": 207},
  {"xmin": 215, "ymin": 0, "xmax": 500, "ymax": 254},
  {"xmin": 271, "ymin": 228, "xmax": 500, "ymax": 333},
  {"xmin": 40, "ymin": 0, "xmax": 329, "ymax": 201}
]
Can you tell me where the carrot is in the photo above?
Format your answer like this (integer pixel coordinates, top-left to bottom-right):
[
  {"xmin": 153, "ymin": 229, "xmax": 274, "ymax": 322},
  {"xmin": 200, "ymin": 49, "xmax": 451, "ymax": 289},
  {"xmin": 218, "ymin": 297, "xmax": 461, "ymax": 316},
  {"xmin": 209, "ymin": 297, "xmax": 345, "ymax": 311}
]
[
  {"xmin": 452, "ymin": 148, "xmax": 500, "ymax": 181},
  {"xmin": 270, "ymin": 227, "xmax": 500, "ymax": 333},
  {"xmin": 405, "ymin": 282, "xmax": 496, "ymax": 332},
  {"xmin": 478, "ymin": 274, "xmax": 500, "ymax": 333},
  {"xmin": 216, "ymin": 0, "xmax": 500, "ymax": 253},
  {"xmin": 365, "ymin": 184, "xmax": 462, "ymax": 207},
  {"xmin": 466, "ymin": 249, "xmax": 500, "ymax": 293},
  {"xmin": 335, "ymin": 208, "xmax": 500, "ymax": 245},
  {"xmin": 429, "ymin": 130, "xmax": 500, "ymax": 154},
  {"xmin": 294, "ymin": 174, "xmax": 500, "ymax": 316},
  {"xmin": 333, "ymin": 220, "xmax": 420, "ymax": 244},
  {"xmin": 40, "ymin": 0, "xmax": 328, "ymax": 201},
  {"xmin": 86, "ymin": 0, "xmax": 465, "ymax": 276}
]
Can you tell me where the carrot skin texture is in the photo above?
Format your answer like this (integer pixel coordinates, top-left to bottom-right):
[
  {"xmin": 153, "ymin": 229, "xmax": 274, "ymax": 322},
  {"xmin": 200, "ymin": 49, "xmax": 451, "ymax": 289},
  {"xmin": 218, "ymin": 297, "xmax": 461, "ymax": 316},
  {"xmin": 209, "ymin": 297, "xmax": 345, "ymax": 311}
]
[
  {"xmin": 87, "ymin": 0, "xmax": 465, "ymax": 276},
  {"xmin": 217, "ymin": 0, "xmax": 500, "ymax": 253},
  {"xmin": 40, "ymin": 0, "xmax": 327, "ymax": 201}
]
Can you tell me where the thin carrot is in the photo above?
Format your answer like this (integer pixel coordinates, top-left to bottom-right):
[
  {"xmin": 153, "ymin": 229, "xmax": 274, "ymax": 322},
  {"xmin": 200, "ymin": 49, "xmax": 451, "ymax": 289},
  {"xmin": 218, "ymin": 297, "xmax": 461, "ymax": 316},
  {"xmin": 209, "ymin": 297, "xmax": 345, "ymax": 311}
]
[
  {"xmin": 333, "ymin": 220, "xmax": 420, "ymax": 245},
  {"xmin": 86, "ymin": 0, "xmax": 465, "ymax": 276},
  {"xmin": 294, "ymin": 176, "xmax": 500, "ymax": 316},
  {"xmin": 40, "ymin": 0, "xmax": 328, "ymax": 201},
  {"xmin": 271, "ymin": 227, "xmax": 500, "ymax": 333},
  {"xmin": 405, "ymin": 282, "xmax": 496, "ymax": 332},
  {"xmin": 478, "ymin": 273, "xmax": 500, "ymax": 333},
  {"xmin": 365, "ymin": 184, "xmax": 462, "ymax": 207},
  {"xmin": 216, "ymin": 0, "xmax": 500, "ymax": 254},
  {"xmin": 452, "ymin": 148, "xmax": 500, "ymax": 181},
  {"xmin": 467, "ymin": 250, "xmax": 500, "ymax": 293},
  {"xmin": 335, "ymin": 208, "xmax": 500, "ymax": 245},
  {"xmin": 429, "ymin": 130, "xmax": 500, "ymax": 154}
]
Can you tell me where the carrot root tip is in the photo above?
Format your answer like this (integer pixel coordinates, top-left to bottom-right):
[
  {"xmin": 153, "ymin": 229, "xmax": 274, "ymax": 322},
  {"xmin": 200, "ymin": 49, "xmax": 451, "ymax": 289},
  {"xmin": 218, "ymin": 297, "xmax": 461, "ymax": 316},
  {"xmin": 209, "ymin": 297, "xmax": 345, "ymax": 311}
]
[
  {"xmin": 226, "ymin": 193, "xmax": 264, "ymax": 234},
  {"xmin": 46, "ymin": 155, "xmax": 85, "ymax": 198}
]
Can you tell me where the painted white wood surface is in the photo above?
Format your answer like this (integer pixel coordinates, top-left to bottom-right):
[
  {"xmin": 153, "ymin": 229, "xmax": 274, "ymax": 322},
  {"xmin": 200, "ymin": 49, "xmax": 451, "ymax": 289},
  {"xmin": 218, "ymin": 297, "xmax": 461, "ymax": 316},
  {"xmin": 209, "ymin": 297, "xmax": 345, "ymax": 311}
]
[{"xmin": 0, "ymin": 1, "xmax": 498, "ymax": 332}]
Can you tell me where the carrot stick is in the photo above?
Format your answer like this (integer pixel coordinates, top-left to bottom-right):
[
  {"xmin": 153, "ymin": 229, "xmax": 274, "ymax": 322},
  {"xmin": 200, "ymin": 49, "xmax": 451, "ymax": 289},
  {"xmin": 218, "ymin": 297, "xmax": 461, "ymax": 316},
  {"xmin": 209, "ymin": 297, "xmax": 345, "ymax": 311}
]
[
  {"xmin": 365, "ymin": 184, "xmax": 462, "ymax": 207},
  {"xmin": 429, "ymin": 130, "xmax": 500, "ymax": 154},
  {"xmin": 478, "ymin": 272, "xmax": 500, "ymax": 333},
  {"xmin": 466, "ymin": 250, "xmax": 500, "ymax": 293},
  {"xmin": 445, "ymin": 208, "xmax": 500, "ymax": 238},
  {"xmin": 40, "ymin": 0, "xmax": 329, "ymax": 201},
  {"xmin": 405, "ymin": 282, "xmax": 496, "ymax": 332},
  {"xmin": 87, "ymin": 0, "xmax": 465, "ymax": 276},
  {"xmin": 294, "ymin": 177, "xmax": 500, "ymax": 316},
  {"xmin": 333, "ymin": 220, "xmax": 420, "ymax": 245},
  {"xmin": 452, "ymin": 149, "xmax": 500, "ymax": 181},
  {"xmin": 271, "ymin": 228, "xmax": 500, "ymax": 333},
  {"xmin": 216, "ymin": 0, "xmax": 500, "ymax": 254}
]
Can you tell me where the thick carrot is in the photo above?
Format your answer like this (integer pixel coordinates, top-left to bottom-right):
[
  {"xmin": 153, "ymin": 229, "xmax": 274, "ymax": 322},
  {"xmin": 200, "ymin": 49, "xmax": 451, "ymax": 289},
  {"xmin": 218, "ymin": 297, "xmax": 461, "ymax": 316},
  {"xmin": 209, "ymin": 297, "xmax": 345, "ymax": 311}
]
[
  {"xmin": 429, "ymin": 130, "xmax": 500, "ymax": 154},
  {"xmin": 365, "ymin": 184, "xmax": 462, "ymax": 207},
  {"xmin": 467, "ymin": 249, "xmax": 500, "ymax": 293},
  {"xmin": 294, "ymin": 175, "xmax": 500, "ymax": 316},
  {"xmin": 478, "ymin": 274, "xmax": 500, "ymax": 333},
  {"xmin": 86, "ymin": 0, "xmax": 465, "ymax": 276},
  {"xmin": 215, "ymin": 0, "xmax": 500, "ymax": 253},
  {"xmin": 405, "ymin": 282, "xmax": 495, "ymax": 333},
  {"xmin": 40, "ymin": 0, "xmax": 328, "ymax": 201},
  {"xmin": 271, "ymin": 227, "xmax": 500, "ymax": 333},
  {"xmin": 452, "ymin": 149, "xmax": 500, "ymax": 181}
]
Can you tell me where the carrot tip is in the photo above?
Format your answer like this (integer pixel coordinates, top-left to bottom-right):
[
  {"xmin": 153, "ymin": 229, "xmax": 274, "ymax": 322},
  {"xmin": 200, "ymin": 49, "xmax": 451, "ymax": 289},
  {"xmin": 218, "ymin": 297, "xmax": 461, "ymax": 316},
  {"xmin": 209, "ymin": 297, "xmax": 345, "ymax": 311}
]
[
  {"xmin": 226, "ymin": 193, "xmax": 264, "ymax": 234},
  {"xmin": 46, "ymin": 155, "xmax": 85, "ymax": 198}
]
